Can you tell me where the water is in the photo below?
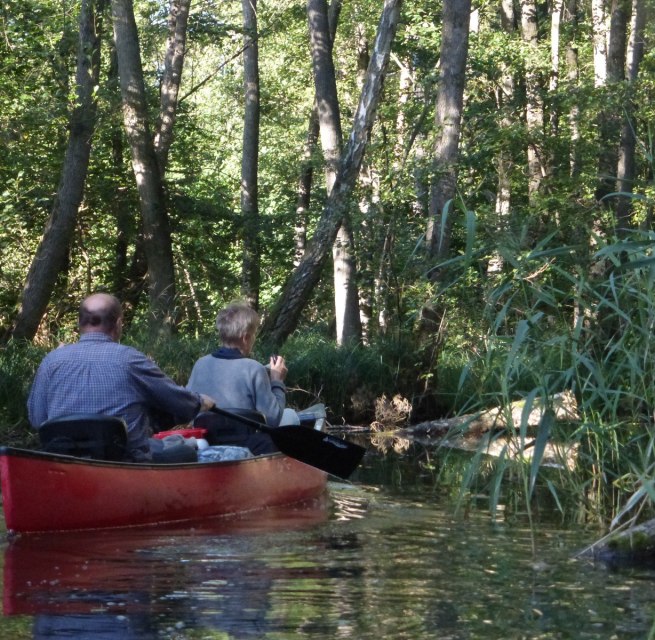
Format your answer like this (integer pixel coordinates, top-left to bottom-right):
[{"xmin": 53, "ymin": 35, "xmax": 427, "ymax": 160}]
[{"xmin": 1, "ymin": 444, "xmax": 655, "ymax": 639}]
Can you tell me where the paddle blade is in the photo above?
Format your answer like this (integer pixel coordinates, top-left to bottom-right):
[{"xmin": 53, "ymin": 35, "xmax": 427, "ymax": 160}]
[
  {"xmin": 266, "ymin": 427, "xmax": 366, "ymax": 479},
  {"xmin": 208, "ymin": 407, "xmax": 366, "ymax": 478}
]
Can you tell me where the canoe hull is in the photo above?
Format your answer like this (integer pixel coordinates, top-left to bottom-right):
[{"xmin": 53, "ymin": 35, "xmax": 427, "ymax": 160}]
[{"xmin": 0, "ymin": 446, "xmax": 327, "ymax": 534}]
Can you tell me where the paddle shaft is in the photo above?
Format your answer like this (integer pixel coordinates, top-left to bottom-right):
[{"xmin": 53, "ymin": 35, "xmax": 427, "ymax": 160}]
[{"xmin": 208, "ymin": 406, "xmax": 365, "ymax": 479}]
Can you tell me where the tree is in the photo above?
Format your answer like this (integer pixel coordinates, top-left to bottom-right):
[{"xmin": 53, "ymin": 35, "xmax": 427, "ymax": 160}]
[
  {"xmin": 240, "ymin": 0, "xmax": 261, "ymax": 308},
  {"xmin": 549, "ymin": 0, "xmax": 564, "ymax": 138},
  {"xmin": 292, "ymin": 0, "xmax": 341, "ymax": 268},
  {"xmin": 487, "ymin": 0, "xmax": 516, "ymax": 276},
  {"xmin": 260, "ymin": 0, "xmax": 403, "ymax": 347},
  {"xmin": 107, "ymin": 40, "xmax": 146, "ymax": 312},
  {"xmin": 154, "ymin": 0, "xmax": 192, "ymax": 174},
  {"xmin": 594, "ymin": 0, "xmax": 630, "ymax": 203},
  {"xmin": 294, "ymin": 109, "xmax": 319, "ymax": 267},
  {"xmin": 520, "ymin": 0, "xmax": 546, "ymax": 203},
  {"xmin": 110, "ymin": 0, "xmax": 191, "ymax": 321},
  {"xmin": 308, "ymin": 0, "xmax": 362, "ymax": 345},
  {"xmin": 11, "ymin": 0, "xmax": 106, "ymax": 341},
  {"xmin": 615, "ymin": 0, "xmax": 646, "ymax": 233},
  {"xmin": 425, "ymin": 0, "xmax": 472, "ymax": 262},
  {"xmin": 111, "ymin": 0, "xmax": 177, "ymax": 331},
  {"xmin": 564, "ymin": 0, "xmax": 581, "ymax": 178}
]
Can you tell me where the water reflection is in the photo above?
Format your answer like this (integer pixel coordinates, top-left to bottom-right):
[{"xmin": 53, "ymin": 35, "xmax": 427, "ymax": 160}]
[
  {"xmin": 2, "ymin": 447, "xmax": 655, "ymax": 639},
  {"xmin": 3, "ymin": 498, "xmax": 332, "ymax": 638}
]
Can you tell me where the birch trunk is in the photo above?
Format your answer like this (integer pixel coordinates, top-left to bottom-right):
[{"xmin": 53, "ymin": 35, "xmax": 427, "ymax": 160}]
[{"xmin": 260, "ymin": 0, "xmax": 403, "ymax": 347}]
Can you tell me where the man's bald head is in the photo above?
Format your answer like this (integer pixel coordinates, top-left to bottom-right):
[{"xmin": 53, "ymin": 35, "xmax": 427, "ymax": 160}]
[{"xmin": 79, "ymin": 293, "xmax": 123, "ymax": 339}]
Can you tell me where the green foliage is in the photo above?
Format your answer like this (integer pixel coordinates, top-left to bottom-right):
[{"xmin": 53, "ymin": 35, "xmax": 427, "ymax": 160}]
[
  {"xmin": 4, "ymin": 0, "xmax": 655, "ymax": 533},
  {"xmin": 0, "ymin": 341, "xmax": 45, "ymax": 446},
  {"xmin": 271, "ymin": 332, "xmax": 419, "ymax": 422}
]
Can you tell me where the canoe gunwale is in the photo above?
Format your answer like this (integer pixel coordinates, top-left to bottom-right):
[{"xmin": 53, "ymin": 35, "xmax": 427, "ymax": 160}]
[{"xmin": 0, "ymin": 445, "xmax": 280, "ymax": 470}]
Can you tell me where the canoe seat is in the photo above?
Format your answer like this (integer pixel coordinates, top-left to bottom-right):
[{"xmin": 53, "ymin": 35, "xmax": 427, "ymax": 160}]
[
  {"xmin": 194, "ymin": 408, "xmax": 278, "ymax": 455},
  {"xmin": 38, "ymin": 414, "xmax": 128, "ymax": 462}
]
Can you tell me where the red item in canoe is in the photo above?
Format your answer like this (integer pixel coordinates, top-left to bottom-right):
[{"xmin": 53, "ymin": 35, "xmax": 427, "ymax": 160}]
[{"xmin": 152, "ymin": 428, "xmax": 208, "ymax": 440}]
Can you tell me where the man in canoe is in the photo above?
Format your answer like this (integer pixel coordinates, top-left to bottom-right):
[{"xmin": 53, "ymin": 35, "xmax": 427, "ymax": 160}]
[{"xmin": 27, "ymin": 292, "xmax": 217, "ymax": 462}]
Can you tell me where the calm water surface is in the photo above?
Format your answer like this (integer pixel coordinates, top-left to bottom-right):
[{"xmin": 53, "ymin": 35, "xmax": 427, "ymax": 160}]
[{"xmin": 1, "ymin": 443, "xmax": 654, "ymax": 639}]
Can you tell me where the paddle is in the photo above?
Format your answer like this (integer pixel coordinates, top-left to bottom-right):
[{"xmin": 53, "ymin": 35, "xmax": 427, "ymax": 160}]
[{"xmin": 209, "ymin": 406, "xmax": 365, "ymax": 479}]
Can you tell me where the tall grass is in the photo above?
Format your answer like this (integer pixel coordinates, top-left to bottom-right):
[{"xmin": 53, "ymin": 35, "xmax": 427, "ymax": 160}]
[{"xmin": 440, "ymin": 216, "xmax": 655, "ymax": 525}]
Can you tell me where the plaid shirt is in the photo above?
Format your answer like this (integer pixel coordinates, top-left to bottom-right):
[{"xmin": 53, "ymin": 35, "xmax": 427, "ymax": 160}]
[{"xmin": 27, "ymin": 332, "xmax": 202, "ymax": 460}]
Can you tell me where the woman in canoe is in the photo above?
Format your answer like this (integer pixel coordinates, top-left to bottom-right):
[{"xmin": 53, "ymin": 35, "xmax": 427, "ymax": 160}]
[{"xmin": 187, "ymin": 302, "xmax": 299, "ymax": 428}]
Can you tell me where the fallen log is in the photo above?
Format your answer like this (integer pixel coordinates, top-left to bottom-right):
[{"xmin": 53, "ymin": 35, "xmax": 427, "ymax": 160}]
[
  {"xmin": 437, "ymin": 431, "xmax": 579, "ymax": 470},
  {"xmin": 387, "ymin": 390, "xmax": 581, "ymax": 469},
  {"xmin": 405, "ymin": 390, "xmax": 579, "ymax": 439},
  {"xmin": 577, "ymin": 518, "xmax": 655, "ymax": 565}
]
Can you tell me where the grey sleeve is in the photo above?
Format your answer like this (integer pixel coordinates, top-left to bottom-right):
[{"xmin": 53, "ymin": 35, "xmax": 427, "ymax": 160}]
[{"xmin": 252, "ymin": 367, "xmax": 286, "ymax": 426}]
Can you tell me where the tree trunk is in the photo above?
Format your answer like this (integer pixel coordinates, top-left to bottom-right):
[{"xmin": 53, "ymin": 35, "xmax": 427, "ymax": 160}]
[
  {"xmin": 113, "ymin": 0, "xmax": 189, "ymax": 317},
  {"xmin": 487, "ymin": 0, "xmax": 516, "ymax": 276},
  {"xmin": 596, "ymin": 0, "xmax": 629, "ymax": 204},
  {"xmin": 592, "ymin": 0, "xmax": 608, "ymax": 86},
  {"xmin": 520, "ymin": 0, "xmax": 545, "ymax": 203},
  {"xmin": 294, "ymin": 107, "xmax": 319, "ymax": 267},
  {"xmin": 308, "ymin": 0, "xmax": 342, "ymax": 185},
  {"xmin": 11, "ymin": 0, "xmax": 105, "ymax": 341},
  {"xmin": 607, "ymin": 0, "xmax": 629, "ymax": 82},
  {"xmin": 308, "ymin": 0, "xmax": 361, "ymax": 345},
  {"xmin": 565, "ymin": 0, "xmax": 581, "ymax": 178},
  {"xmin": 550, "ymin": 0, "xmax": 563, "ymax": 137},
  {"xmin": 111, "ymin": 0, "xmax": 177, "ymax": 331},
  {"xmin": 333, "ymin": 220, "xmax": 362, "ymax": 343},
  {"xmin": 615, "ymin": 0, "xmax": 646, "ymax": 233},
  {"xmin": 293, "ymin": 0, "xmax": 342, "ymax": 267},
  {"xmin": 154, "ymin": 0, "xmax": 192, "ymax": 175},
  {"xmin": 107, "ymin": 41, "xmax": 136, "ymax": 302},
  {"xmin": 425, "ymin": 0, "xmax": 472, "ymax": 262},
  {"xmin": 260, "ymin": 0, "xmax": 403, "ymax": 347},
  {"xmin": 360, "ymin": 27, "xmax": 379, "ymax": 341},
  {"xmin": 240, "ymin": 0, "xmax": 261, "ymax": 308}
]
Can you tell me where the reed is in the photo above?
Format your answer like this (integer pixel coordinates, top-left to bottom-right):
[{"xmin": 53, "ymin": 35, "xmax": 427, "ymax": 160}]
[{"xmin": 441, "ymin": 218, "xmax": 655, "ymax": 524}]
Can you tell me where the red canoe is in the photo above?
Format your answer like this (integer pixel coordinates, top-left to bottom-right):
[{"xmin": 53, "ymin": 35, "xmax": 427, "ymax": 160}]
[{"xmin": 0, "ymin": 446, "xmax": 327, "ymax": 535}]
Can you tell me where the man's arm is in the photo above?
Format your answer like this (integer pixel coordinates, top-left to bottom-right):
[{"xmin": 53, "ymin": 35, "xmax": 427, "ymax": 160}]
[
  {"xmin": 26, "ymin": 363, "xmax": 49, "ymax": 427},
  {"xmin": 129, "ymin": 350, "xmax": 214, "ymax": 421}
]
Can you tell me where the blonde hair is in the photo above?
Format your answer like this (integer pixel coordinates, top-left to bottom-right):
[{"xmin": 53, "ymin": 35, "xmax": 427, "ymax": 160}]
[{"xmin": 215, "ymin": 302, "xmax": 260, "ymax": 345}]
